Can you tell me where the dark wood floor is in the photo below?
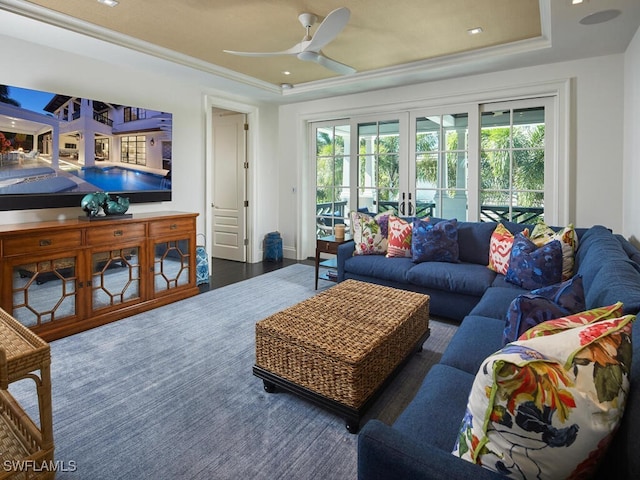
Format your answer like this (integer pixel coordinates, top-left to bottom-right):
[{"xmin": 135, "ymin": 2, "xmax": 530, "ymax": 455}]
[{"xmin": 202, "ymin": 257, "xmax": 314, "ymax": 291}]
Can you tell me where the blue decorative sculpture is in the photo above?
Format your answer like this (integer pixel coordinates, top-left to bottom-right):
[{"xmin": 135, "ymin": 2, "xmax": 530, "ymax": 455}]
[
  {"xmin": 81, "ymin": 192, "xmax": 130, "ymax": 217},
  {"xmin": 104, "ymin": 195, "xmax": 130, "ymax": 215}
]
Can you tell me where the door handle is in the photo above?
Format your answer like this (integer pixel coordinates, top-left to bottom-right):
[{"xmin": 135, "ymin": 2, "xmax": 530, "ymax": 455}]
[
  {"xmin": 408, "ymin": 193, "xmax": 414, "ymax": 216},
  {"xmin": 399, "ymin": 192, "xmax": 406, "ymax": 216}
]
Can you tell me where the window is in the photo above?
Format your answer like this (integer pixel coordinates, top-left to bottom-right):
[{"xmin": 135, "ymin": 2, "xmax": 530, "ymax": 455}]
[
  {"xmin": 124, "ymin": 107, "xmax": 147, "ymax": 122},
  {"xmin": 314, "ymin": 122, "xmax": 351, "ymax": 236},
  {"xmin": 95, "ymin": 138, "xmax": 109, "ymax": 161},
  {"xmin": 121, "ymin": 136, "xmax": 146, "ymax": 165},
  {"xmin": 413, "ymin": 113, "xmax": 469, "ymax": 219},
  {"xmin": 357, "ymin": 119, "xmax": 402, "ymax": 215},
  {"xmin": 479, "ymin": 99, "xmax": 551, "ymax": 224}
]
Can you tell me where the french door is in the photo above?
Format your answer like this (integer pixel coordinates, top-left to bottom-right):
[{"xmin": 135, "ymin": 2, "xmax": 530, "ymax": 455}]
[
  {"xmin": 312, "ymin": 97, "xmax": 554, "ymax": 237},
  {"xmin": 353, "ymin": 109, "xmax": 473, "ymax": 221}
]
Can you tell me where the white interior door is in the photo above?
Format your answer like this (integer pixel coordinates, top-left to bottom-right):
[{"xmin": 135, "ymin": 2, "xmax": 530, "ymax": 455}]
[{"xmin": 211, "ymin": 111, "xmax": 247, "ymax": 262}]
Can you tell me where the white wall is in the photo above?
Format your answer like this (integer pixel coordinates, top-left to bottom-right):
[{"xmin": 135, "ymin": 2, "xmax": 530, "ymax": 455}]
[
  {"xmin": 279, "ymin": 54, "xmax": 627, "ymax": 259},
  {"xmin": 0, "ymin": 10, "xmax": 281, "ymax": 263},
  {"xmin": 624, "ymin": 27, "xmax": 640, "ymax": 246}
]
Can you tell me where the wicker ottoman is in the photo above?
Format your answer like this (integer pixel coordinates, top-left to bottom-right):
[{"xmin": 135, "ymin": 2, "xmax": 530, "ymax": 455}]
[{"xmin": 254, "ymin": 279, "xmax": 430, "ymax": 433}]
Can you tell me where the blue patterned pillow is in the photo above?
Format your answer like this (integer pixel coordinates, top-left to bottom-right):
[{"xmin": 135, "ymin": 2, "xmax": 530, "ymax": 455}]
[
  {"xmin": 411, "ymin": 218, "xmax": 459, "ymax": 263},
  {"xmin": 503, "ymin": 296, "xmax": 567, "ymax": 346},
  {"xmin": 503, "ymin": 275, "xmax": 586, "ymax": 345},
  {"xmin": 530, "ymin": 274, "xmax": 585, "ymax": 312},
  {"xmin": 505, "ymin": 234, "xmax": 562, "ymax": 290}
]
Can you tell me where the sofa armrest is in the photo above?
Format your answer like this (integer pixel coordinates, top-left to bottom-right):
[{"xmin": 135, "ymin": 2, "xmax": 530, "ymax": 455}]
[
  {"xmin": 357, "ymin": 420, "xmax": 504, "ymax": 480},
  {"xmin": 337, "ymin": 240, "xmax": 355, "ymax": 282}
]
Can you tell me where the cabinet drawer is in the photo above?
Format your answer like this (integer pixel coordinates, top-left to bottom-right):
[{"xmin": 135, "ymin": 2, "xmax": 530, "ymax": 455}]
[
  {"xmin": 317, "ymin": 240, "xmax": 339, "ymax": 254},
  {"xmin": 149, "ymin": 218, "xmax": 194, "ymax": 236},
  {"xmin": 87, "ymin": 223, "xmax": 146, "ymax": 245},
  {"xmin": 3, "ymin": 231, "xmax": 82, "ymax": 256}
]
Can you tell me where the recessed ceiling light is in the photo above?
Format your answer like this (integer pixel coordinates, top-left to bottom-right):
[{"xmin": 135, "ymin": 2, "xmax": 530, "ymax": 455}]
[
  {"xmin": 282, "ymin": 71, "xmax": 291, "ymax": 76},
  {"xmin": 467, "ymin": 27, "xmax": 483, "ymax": 35},
  {"xmin": 579, "ymin": 9, "xmax": 621, "ymax": 25},
  {"xmin": 97, "ymin": 0, "xmax": 119, "ymax": 7},
  {"xmin": 572, "ymin": 0, "xmax": 584, "ymax": 5}
]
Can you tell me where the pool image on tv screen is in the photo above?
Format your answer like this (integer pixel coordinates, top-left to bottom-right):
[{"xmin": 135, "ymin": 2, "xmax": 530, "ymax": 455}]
[{"xmin": 0, "ymin": 84, "xmax": 172, "ymax": 210}]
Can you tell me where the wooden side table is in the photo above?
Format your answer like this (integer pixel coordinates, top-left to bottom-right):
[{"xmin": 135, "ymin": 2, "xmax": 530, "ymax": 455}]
[{"xmin": 315, "ymin": 234, "xmax": 352, "ymax": 289}]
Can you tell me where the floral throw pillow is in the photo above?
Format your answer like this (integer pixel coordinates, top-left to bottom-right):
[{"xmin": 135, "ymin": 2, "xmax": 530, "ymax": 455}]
[
  {"xmin": 518, "ymin": 302, "xmax": 624, "ymax": 341},
  {"xmin": 531, "ymin": 222, "xmax": 579, "ymax": 280},
  {"xmin": 453, "ymin": 313, "xmax": 635, "ymax": 479},
  {"xmin": 411, "ymin": 218, "xmax": 459, "ymax": 263},
  {"xmin": 351, "ymin": 211, "xmax": 390, "ymax": 255},
  {"xmin": 386, "ymin": 216, "xmax": 414, "ymax": 258},
  {"xmin": 505, "ymin": 233, "xmax": 563, "ymax": 290},
  {"xmin": 488, "ymin": 223, "xmax": 529, "ymax": 275}
]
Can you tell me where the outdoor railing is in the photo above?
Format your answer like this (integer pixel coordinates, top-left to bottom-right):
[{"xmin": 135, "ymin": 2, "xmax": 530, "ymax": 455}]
[
  {"xmin": 480, "ymin": 205, "xmax": 544, "ymax": 225},
  {"xmin": 376, "ymin": 201, "xmax": 435, "ymax": 218},
  {"xmin": 315, "ymin": 202, "xmax": 544, "ymax": 236},
  {"xmin": 93, "ymin": 112, "xmax": 114, "ymax": 127}
]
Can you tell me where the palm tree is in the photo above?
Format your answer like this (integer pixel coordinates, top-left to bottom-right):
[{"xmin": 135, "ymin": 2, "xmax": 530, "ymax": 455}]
[{"xmin": 0, "ymin": 85, "xmax": 20, "ymax": 107}]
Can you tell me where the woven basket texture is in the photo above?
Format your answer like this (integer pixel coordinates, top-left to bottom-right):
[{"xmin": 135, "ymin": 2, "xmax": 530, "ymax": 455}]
[
  {"xmin": 256, "ymin": 280, "xmax": 429, "ymax": 408},
  {"xmin": 0, "ymin": 391, "xmax": 54, "ymax": 480},
  {"xmin": 0, "ymin": 310, "xmax": 49, "ymax": 389},
  {"xmin": 0, "ymin": 309, "xmax": 53, "ymax": 479}
]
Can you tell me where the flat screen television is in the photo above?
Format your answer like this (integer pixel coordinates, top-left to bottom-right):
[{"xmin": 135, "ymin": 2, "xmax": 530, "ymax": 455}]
[{"xmin": 0, "ymin": 84, "xmax": 172, "ymax": 211}]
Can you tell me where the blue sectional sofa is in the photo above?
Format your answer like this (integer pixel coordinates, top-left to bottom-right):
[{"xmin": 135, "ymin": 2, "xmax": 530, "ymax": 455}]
[{"xmin": 335, "ymin": 221, "xmax": 640, "ymax": 479}]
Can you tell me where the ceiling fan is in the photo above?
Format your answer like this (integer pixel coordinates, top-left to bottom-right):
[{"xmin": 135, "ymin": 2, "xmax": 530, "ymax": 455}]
[{"xmin": 223, "ymin": 7, "xmax": 356, "ymax": 76}]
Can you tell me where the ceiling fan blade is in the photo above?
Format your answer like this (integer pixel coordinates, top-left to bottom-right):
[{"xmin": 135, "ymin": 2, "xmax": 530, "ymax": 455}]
[
  {"xmin": 305, "ymin": 7, "xmax": 350, "ymax": 52},
  {"xmin": 224, "ymin": 43, "xmax": 302, "ymax": 58},
  {"xmin": 315, "ymin": 53, "xmax": 356, "ymax": 75}
]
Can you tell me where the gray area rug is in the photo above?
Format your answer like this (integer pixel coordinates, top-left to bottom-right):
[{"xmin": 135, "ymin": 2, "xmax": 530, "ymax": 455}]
[{"xmin": 10, "ymin": 264, "xmax": 457, "ymax": 479}]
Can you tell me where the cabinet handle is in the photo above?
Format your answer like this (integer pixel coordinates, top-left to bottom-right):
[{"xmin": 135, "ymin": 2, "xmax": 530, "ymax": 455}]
[
  {"xmin": 39, "ymin": 239, "xmax": 52, "ymax": 247},
  {"xmin": 113, "ymin": 230, "xmax": 123, "ymax": 237},
  {"xmin": 170, "ymin": 224, "xmax": 178, "ymax": 230}
]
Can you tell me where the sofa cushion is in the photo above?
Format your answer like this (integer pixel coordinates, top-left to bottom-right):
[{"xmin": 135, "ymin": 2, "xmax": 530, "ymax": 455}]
[
  {"xmin": 531, "ymin": 221, "xmax": 579, "ymax": 280},
  {"xmin": 505, "ymin": 234, "xmax": 563, "ymax": 290},
  {"xmin": 575, "ymin": 226, "xmax": 633, "ymax": 286},
  {"xmin": 586, "ymin": 259, "xmax": 640, "ymax": 315},
  {"xmin": 457, "ymin": 221, "xmax": 497, "ymax": 266},
  {"xmin": 386, "ymin": 215, "xmax": 413, "ymax": 258},
  {"xmin": 440, "ymin": 315, "xmax": 505, "ymax": 375},
  {"xmin": 407, "ymin": 262, "xmax": 495, "ymax": 297},
  {"xmin": 453, "ymin": 314, "xmax": 635, "ymax": 478},
  {"xmin": 393, "ymin": 364, "xmax": 476, "ymax": 451},
  {"xmin": 343, "ymin": 255, "xmax": 413, "ymax": 284},
  {"xmin": 502, "ymin": 275, "xmax": 586, "ymax": 345},
  {"xmin": 469, "ymin": 286, "xmax": 526, "ymax": 319},
  {"xmin": 411, "ymin": 218, "xmax": 459, "ymax": 263}
]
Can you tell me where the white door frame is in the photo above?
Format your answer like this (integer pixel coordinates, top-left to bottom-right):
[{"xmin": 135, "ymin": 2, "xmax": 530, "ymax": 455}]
[{"xmin": 204, "ymin": 95, "xmax": 258, "ymax": 264}]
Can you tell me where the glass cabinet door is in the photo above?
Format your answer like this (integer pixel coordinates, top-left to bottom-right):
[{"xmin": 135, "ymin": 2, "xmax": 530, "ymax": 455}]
[
  {"xmin": 12, "ymin": 256, "xmax": 78, "ymax": 328},
  {"xmin": 91, "ymin": 246, "xmax": 141, "ymax": 311},
  {"xmin": 153, "ymin": 239, "xmax": 191, "ymax": 293}
]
